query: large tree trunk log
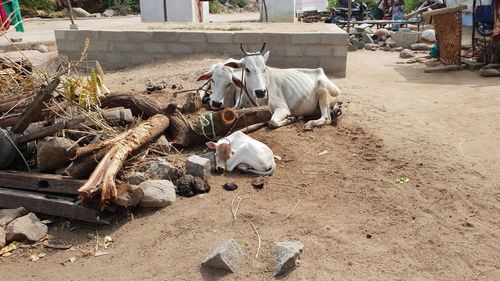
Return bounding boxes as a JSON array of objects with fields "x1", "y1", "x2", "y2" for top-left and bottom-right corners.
[
  {"x1": 100, "y1": 93, "x2": 165, "y2": 118},
  {"x1": 78, "y1": 114, "x2": 169, "y2": 204},
  {"x1": 165, "y1": 105, "x2": 272, "y2": 148},
  {"x1": 64, "y1": 147, "x2": 110, "y2": 179}
]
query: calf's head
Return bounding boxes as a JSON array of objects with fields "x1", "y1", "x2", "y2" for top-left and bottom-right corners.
[
  {"x1": 225, "y1": 43, "x2": 270, "y2": 100},
  {"x1": 197, "y1": 60, "x2": 243, "y2": 110},
  {"x1": 206, "y1": 139, "x2": 234, "y2": 173}
]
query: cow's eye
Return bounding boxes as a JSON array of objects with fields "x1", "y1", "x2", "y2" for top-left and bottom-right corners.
[{"x1": 245, "y1": 68, "x2": 250, "y2": 73}]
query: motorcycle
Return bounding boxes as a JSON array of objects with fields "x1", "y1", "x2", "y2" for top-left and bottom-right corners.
[{"x1": 325, "y1": 0, "x2": 375, "y2": 25}]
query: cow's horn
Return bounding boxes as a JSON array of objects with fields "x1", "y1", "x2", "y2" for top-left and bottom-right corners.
[
  {"x1": 240, "y1": 43, "x2": 249, "y2": 56},
  {"x1": 260, "y1": 42, "x2": 266, "y2": 54}
]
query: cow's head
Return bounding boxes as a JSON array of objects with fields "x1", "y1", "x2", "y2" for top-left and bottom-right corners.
[
  {"x1": 225, "y1": 43, "x2": 270, "y2": 100},
  {"x1": 197, "y1": 59, "x2": 244, "y2": 110},
  {"x1": 206, "y1": 138, "x2": 234, "y2": 173}
]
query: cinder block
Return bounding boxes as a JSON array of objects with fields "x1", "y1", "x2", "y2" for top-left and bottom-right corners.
[
  {"x1": 207, "y1": 32, "x2": 234, "y2": 44},
  {"x1": 56, "y1": 40, "x2": 84, "y2": 52},
  {"x1": 186, "y1": 155, "x2": 211, "y2": 178},
  {"x1": 319, "y1": 33, "x2": 349, "y2": 45},
  {"x1": 110, "y1": 42, "x2": 143, "y2": 52},
  {"x1": 286, "y1": 56, "x2": 320, "y2": 69},
  {"x1": 178, "y1": 32, "x2": 207, "y2": 43},
  {"x1": 104, "y1": 52, "x2": 130, "y2": 64},
  {"x1": 152, "y1": 31, "x2": 180, "y2": 42},
  {"x1": 102, "y1": 31, "x2": 128, "y2": 41},
  {"x1": 167, "y1": 43, "x2": 193, "y2": 54},
  {"x1": 65, "y1": 30, "x2": 99, "y2": 41},
  {"x1": 305, "y1": 46, "x2": 334, "y2": 57},
  {"x1": 233, "y1": 33, "x2": 263, "y2": 44},
  {"x1": 193, "y1": 43, "x2": 222, "y2": 54},
  {"x1": 332, "y1": 46, "x2": 348, "y2": 57},
  {"x1": 289, "y1": 33, "x2": 320, "y2": 45},
  {"x1": 261, "y1": 33, "x2": 290, "y2": 44},
  {"x1": 143, "y1": 42, "x2": 168, "y2": 53},
  {"x1": 319, "y1": 56, "x2": 346, "y2": 77},
  {"x1": 130, "y1": 53, "x2": 156, "y2": 65},
  {"x1": 88, "y1": 41, "x2": 109, "y2": 52},
  {"x1": 126, "y1": 31, "x2": 153, "y2": 41},
  {"x1": 54, "y1": 30, "x2": 66, "y2": 41},
  {"x1": 267, "y1": 56, "x2": 288, "y2": 68}
]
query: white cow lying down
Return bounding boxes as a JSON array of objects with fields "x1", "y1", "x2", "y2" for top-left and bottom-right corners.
[{"x1": 206, "y1": 131, "x2": 276, "y2": 175}]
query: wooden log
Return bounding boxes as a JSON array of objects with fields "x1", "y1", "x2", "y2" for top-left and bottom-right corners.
[
  {"x1": 69, "y1": 133, "x2": 127, "y2": 160},
  {"x1": 12, "y1": 78, "x2": 60, "y2": 134},
  {"x1": 64, "y1": 147, "x2": 109, "y2": 179},
  {"x1": 0, "y1": 94, "x2": 33, "y2": 114},
  {"x1": 0, "y1": 170, "x2": 86, "y2": 195},
  {"x1": 78, "y1": 114, "x2": 170, "y2": 204},
  {"x1": 100, "y1": 93, "x2": 165, "y2": 118},
  {"x1": 0, "y1": 187, "x2": 111, "y2": 224},
  {"x1": 0, "y1": 99, "x2": 71, "y2": 129},
  {"x1": 165, "y1": 105, "x2": 272, "y2": 148},
  {"x1": 182, "y1": 92, "x2": 203, "y2": 114},
  {"x1": 424, "y1": 64, "x2": 465, "y2": 73},
  {"x1": 14, "y1": 118, "x2": 85, "y2": 144}
]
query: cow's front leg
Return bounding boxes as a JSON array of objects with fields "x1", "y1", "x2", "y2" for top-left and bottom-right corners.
[
  {"x1": 304, "y1": 90, "x2": 331, "y2": 131},
  {"x1": 268, "y1": 108, "x2": 294, "y2": 129}
]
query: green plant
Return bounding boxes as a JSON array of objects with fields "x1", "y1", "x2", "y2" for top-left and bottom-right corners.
[
  {"x1": 19, "y1": 0, "x2": 55, "y2": 16},
  {"x1": 210, "y1": 0, "x2": 226, "y2": 14},
  {"x1": 404, "y1": 0, "x2": 424, "y2": 13},
  {"x1": 230, "y1": 0, "x2": 248, "y2": 8},
  {"x1": 327, "y1": 0, "x2": 338, "y2": 10}
]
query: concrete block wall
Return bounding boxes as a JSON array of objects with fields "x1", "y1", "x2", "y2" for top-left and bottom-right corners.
[{"x1": 55, "y1": 29, "x2": 348, "y2": 77}]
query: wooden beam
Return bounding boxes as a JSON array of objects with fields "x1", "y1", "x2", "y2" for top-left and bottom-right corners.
[
  {"x1": 0, "y1": 170, "x2": 86, "y2": 195},
  {"x1": 11, "y1": 78, "x2": 61, "y2": 134},
  {"x1": 422, "y1": 5, "x2": 467, "y2": 18},
  {"x1": 0, "y1": 188, "x2": 110, "y2": 224},
  {"x1": 14, "y1": 118, "x2": 85, "y2": 144}
]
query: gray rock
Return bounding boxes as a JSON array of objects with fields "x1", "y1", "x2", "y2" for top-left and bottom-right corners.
[
  {"x1": 200, "y1": 152, "x2": 216, "y2": 172},
  {"x1": 274, "y1": 241, "x2": 304, "y2": 277},
  {"x1": 153, "y1": 135, "x2": 171, "y2": 153},
  {"x1": 0, "y1": 227, "x2": 5, "y2": 248},
  {"x1": 0, "y1": 207, "x2": 29, "y2": 227},
  {"x1": 202, "y1": 239, "x2": 245, "y2": 272},
  {"x1": 127, "y1": 172, "x2": 147, "y2": 185},
  {"x1": 410, "y1": 43, "x2": 432, "y2": 51},
  {"x1": 186, "y1": 155, "x2": 211, "y2": 178},
  {"x1": 391, "y1": 31, "x2": 420, "y2": 48},
  {"x1": 393, "y1": 46, "x2": 403, "y2": 52},
  {"x1": 147, "y1": 159, "x2": 181, "y2": 181},
  {"x1": 5, "y1": 213, "x2": 48, "y2": 243},
  {"x1": 350, "y1": 38, "x2": 365, "y2": 49},
  {"x1": 399, "y1": 49, "x2": 415, "y2": 59},
  {"x1": 33, "y1": 43, "x2": 49, "y2": 53},
  {"x1": 421, "y1": 29, "x2": 436, "y2": 43},
  {"x1": 364, "y1": 43, "x2": 379, "y2": 51},
  {"x1": 374, "y1": 28, "x2": 390, "y2": 38},
  {"x1": 102, "y1": 9, "x2": 115, "y2": 17},
  {"x1": 72, "y1": 7, "x2": 91, "y2": 17},
  {"x1": 385, "y1": 37, "x2": 399, "y2": 48},
  {"x1": 361, "y1": 33, "x2": 374, "y2": 44},
  {"x1": 113, "y1": 185, "x2": 144, "y2": 208},
  {"x1": 139, "y1": 180, "x2": 176, "y2": 208},
  {"x1": 348, "y1": 43, "x2": 357, "y2": 52},
  {"x1": 90, "y1": 13, "x2": 102, "y2": 18},
  {"x1": 37, "y1": 137, "x2": 75, "y2": 172}
]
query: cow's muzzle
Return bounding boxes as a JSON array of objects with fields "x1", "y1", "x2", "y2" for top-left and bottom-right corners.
[
  {"x1": 211, "y1": 100, "x2": 223, "y2": 109},
  {"x1": 215, "y1": 167, "x2": 225, "y2": 174},
  {"x1": 255, "y1": 89, "x2": 267, "y2": 99}
]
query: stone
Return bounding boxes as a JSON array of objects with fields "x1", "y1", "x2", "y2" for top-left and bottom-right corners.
[
  {"x1": 113, "y1": 185, "x2": 144, "y2": 208},
  {"x1": 0, "y1": 227, "x2": 5, "y2": 248},
  {"x1": 374, "y1": 28, "x2": 390, "y2": 38},
  {"x1": 361, "y1": 33, "x2": 374, "y2": 45},
  {"x1": 175, "y1": 175, "x2": 210, "y2": 197},
  {"x1": 37, "y1": 137, "x2": 75, "y2": 172},
  {"x1": 72, "y1": 7, "x2": 91, "y2": 17},
  {"x1": 385, "y1": 37, "x2": 399, "y2": 48},
  {"x1": 421, "y1": 29, "x2": 436, "y2": 43},
  {"x1": 410, "y1": 43, "x2": 432, "y2": 51},
  {"x1": 364, "y1": 43, "x2": 379, "y2": 51},
  {"x1": 393, "y1": 46, "x2": 403, "y2": 52},
  {"x1": 274, "y1": 241, "x2": 304, "y2": 276},
  {"x1": 36, "y1": 10, "x2": 49, "y2": 17},
  {"x1": 147, "y1": 159, "x2": 181, "y2": 181},
  {"x1": 202, "y1": 239, "x2": 245, "y2": 272},
  {"x1": 348, "y1": 43, "x2": 357, "y2": 52},
  {"x1": 399, "y1": 49, "x2": 415, "y2": 59},
  {"x1": 127, "y1": 172, "x2": 147, "y2": 185},
  {"x1": 91, "y1": 13, "x2": 102, "y2": 18},
  {"x1": 391, "y1": 31, "x2": 420, "y2": 48},
  {"x1": 152, "y1": 135, "x2": 171, "y2": 153},
  {"x1": 5, "y1": 213, "x2": 48, "y2": 243},
  {"x1": 33, "y1": 43, "x2": 49, "y2": 53},
  {"x1": 186, "y1": 155, "x2": 211, "y2": 178},
  {"x1": 350, "y1": 38, "x2": 365, "y2": 49},
  {"x1": 0, "y1": 207, "x2": 29, "y2": 227},
  {"x1": 199, "y1": 152, "x2": 216, "y2": 172},
  {"x1": 139, "y1": 180, "x2": 176, "y2": 208},
  {"x1": 103, "y1": 9, "x2": 116, "y2": 17}
]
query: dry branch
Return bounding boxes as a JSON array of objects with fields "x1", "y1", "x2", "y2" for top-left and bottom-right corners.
[
  {"x1": 78, "y1": 114, "x2": 170, "y2": 204},
  {"x1": 100, "y1": 93, "x2": 165, "y2": 118}
]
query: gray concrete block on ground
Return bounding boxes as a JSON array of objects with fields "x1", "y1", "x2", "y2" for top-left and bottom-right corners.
[
  {"x1": 319, "y1": 32, "x2": 349, "y2": 45},
  {"x1": 178, "y1": 32, "x2": 208, "y2": 43},
  {"x1": 56, "y1": 40, "x2": 85, "y2": 52},
  {"x1": 88, "y1": 40, "x2": 109, "y2": 52},
  {"x1": 102, "y1": 31, "x2": 129, "y2": 42},
  {"x1": 261, "y1": 33, "x2": 290, "y2": 44},
  {"x1": 151, "y1": 31, "x2": 180, "y2": 42},
  {"x1": 126, "y1": 31, "x2": 154, "y2": 42},
  {"x1": 392, "y1": 31, "x2": 420, "y2": 49},
  {"x1": 54, "y1": 30, "x2": 66, "y2": 41},
  {"x1": 143, "y1": 42, "x2": 169, "y2": 53},
  {"x1": 274, "y1": 241, "x2": 304, "y2": 276},
  {"x1": 286, "y1": 56, "x2": 320, "y2": 69},
  {"x1": 202, "y1": 239, "x2": 245, "y2": 272},
  {"x1": 186, "y1": 155, "x2": 211, "y2": 178},
  {"x1": 110, "y1": 42, "x2": 143, "y2": 52},
  {"x1": 233, "y1": 33, "x2": 263, "y2": 44},
  {"x1": 305, "y1": 46, "x2": 334, "y2": 57},
  {"x1": 289, "y1": 33, "x2": 320, "y2": 45},
  {"x1": 167, "y1": 43, "x2": 194, "y2": 54},
  {"x1": 207, "y1": 33, "x2": 234, "y2": 44}
]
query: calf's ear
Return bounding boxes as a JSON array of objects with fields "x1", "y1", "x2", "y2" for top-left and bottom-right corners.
[
  {"x1": 263, "y1": 51, "x2": 270, "y2": 63},
  {"x1": 196, "y1": 71, "x2": 212, "y2": 81},
  {"x1": 206, "y1": 141, "x2": 217, "y2": 150},
  {"x1": 225, "y1": 60, "x2": 243, "y2": 69},
  {"x1": 231, "y1": 75, "x2": 244, "y2": 89}
]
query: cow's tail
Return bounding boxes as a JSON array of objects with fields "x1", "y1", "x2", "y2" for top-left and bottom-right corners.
[{"x1": 246, "y1": 159, "x2": 276, "y2": 176}]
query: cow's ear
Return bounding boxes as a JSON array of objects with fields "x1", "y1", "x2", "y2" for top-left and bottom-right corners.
[
  {"x1": 263, "y1": 51, "x2": 270, "y2": 63},
  {"x1": 206, "y1": 141, "x2": 217, "y2": 150},
  {"x1": 196, "y1": 71, "x2": 212, "y2": 81},
  {"x1": 225, "y1": 60, "x2": 243, "y2": 69},
  {"x1": 232, "y1": 75, "x2": 244, "y2": 89}
]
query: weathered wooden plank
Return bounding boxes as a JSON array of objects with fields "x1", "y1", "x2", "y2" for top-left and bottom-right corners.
[
  {"x1": 0, "y1": 188, "x2": 110, "y2": 224},
  {"x1": 0, "y1": 170, "x2": 86, "y2": 195}
]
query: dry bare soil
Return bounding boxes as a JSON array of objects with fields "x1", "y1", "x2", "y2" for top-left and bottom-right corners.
[{"x1": 1, "y1": 51, "x2": 499, "y2": 281}]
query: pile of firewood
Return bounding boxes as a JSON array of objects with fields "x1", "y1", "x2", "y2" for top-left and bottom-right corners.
[{"x1": 0, "y1": 56, "x2": 272, "y2": 225}]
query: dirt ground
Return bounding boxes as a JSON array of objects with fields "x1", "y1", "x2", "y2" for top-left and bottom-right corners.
[{"x1": 1, "y1": 50, "x2": 499, "y2": 281}]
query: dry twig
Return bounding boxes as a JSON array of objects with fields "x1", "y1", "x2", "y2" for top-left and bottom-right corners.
[{"x1": 250, "y1": 223, "x2": 261, "y2": 259}]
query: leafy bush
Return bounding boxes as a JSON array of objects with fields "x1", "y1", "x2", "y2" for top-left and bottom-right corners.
[
  {"x1": 19, "y1": 0, "x2": 55, "y2": 16},
  {"x1": 210, "y1": 0, "x2": 226, "y2": 14},
  {"x1": 230, "y1": 0, "x2": 248, "y2": 8}
]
